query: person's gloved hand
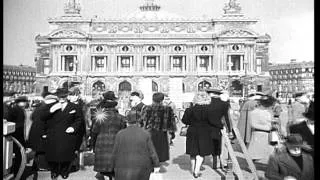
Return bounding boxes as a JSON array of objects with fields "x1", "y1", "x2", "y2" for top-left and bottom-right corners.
[{"x1": 66, "y1": 127, "x2": 75, "y2": 133}]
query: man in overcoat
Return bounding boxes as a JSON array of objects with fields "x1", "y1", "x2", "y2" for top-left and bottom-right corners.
[
  {"x1": 265, "y1": 134, "x2": 314, "y2": 180},
  {"x1": 206, "y1": 88, "x2": 233, "y2": 169},
  {"x1": 43, "y1": 88, "x2": 84, "y2": 179}
]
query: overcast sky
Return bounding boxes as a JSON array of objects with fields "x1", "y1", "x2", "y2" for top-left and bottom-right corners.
[{"x1": 3, "y1": 0, "x2": 314, "y2": 66}]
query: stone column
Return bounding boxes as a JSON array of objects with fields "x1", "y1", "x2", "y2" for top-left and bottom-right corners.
[
  {"x1": 104, "y1": 56, "x2": 107, "y2": 71},
  {"x1": 209, "y1": 56, "x2": 212, "y2": 71},
  {"x1": 61, "y1": 56, "x2": 65, "y2": 71},
  {"x1": 227, "y1": 55, "x2": 232, "y2": 72},
  {"x1": 182, "y1": 56, "x2": 186, "y2": 72},
  {"x1": 240, "y1": 55, "x2": 244, "y2": 71}
]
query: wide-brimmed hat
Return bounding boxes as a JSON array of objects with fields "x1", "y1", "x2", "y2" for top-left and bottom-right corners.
[
  {"x1": 126, "y1": 110, "x2": 140, "y2": 124},
  {"x1": 205, "y1": 88, "x2": 223, "y2": 95},
  {"x1": 56, "y1": 88, "x2": 69, "y2": 98},
  {"x1": 15, "y1": 96, "x2": 28, "y2": 103},
  {"x1": 102, "y1": 91, "x2": 118, "y2": 101},
  {"x1": 285, "y1": 134, "x2": 306, "y2": 147}
]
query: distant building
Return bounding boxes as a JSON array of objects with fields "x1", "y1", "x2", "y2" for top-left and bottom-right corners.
[
  {"x1": 35, "y1": 0, "x2": 271, "y2": 107},
  {"x1": 3, "y1": 65, "x2": 36, "y2": 95},
  {"x1": 268, "y1": 59, "x2": 314, "y2": 98}
]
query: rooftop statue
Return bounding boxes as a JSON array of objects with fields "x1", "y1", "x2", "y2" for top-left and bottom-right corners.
[{"x1": 223, "y1": 0, "x2": 242, "y2": 14}]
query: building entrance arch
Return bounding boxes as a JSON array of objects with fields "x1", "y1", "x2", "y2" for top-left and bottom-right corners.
[
  {"x1": 92, "y1": 81, "x2": 105, "y2": 96},
  {"x1": 118, "y1": 81, "x2": 132, "y2": 114}
]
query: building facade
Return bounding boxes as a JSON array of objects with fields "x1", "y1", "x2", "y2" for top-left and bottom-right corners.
[
  {"x1": 3, "y1": 65, "x2": 36, "y2": 95},
  {"x1": 35, "y1": 0, "x2": 271, "y2": 107},
  {"x1": 268, "y1": 59, "x2": 314, "y2": 99}
]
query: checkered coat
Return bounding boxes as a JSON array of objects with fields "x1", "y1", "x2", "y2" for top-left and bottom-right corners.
[{"x1": 92, "y1": 108, "x2": 126, "y2": 173}]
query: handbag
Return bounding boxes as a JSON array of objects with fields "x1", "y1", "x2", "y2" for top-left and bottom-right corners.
[
  {"x1": 179, "y1": 126, "x2": 188, "y2": 136},
  {"x1": 268, "y1": 130, "x2": 279, "y2": 145}
]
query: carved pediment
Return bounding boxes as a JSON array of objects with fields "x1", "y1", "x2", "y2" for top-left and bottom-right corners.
[
  {"x1": 49, "y1": 29, "x2": 87, "y2": 39},
  {"x1": 218, "y1": 29, "x2": 257, "y2": 38}
]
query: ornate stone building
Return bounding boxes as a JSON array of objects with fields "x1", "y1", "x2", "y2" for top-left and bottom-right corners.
[
  {"x1": 269, "y1": 59, "x2": 314, "y2": 99},
  {"x1": 35, "y1": 0, "x2": 271, "y2": 107}
]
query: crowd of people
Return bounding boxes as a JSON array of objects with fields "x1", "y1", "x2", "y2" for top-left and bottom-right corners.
[{"x1": 3, "y1": 86, "x2": 314, "y2": 180}]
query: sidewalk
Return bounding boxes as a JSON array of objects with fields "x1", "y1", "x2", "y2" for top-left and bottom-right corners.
[{"x1": 30, "y1": 122, "x2": 261, "y2": 180}]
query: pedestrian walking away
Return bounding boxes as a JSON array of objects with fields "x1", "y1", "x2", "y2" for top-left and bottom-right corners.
[{"x1": 112, "y1": 110, "x2": 160, "y2": 180}]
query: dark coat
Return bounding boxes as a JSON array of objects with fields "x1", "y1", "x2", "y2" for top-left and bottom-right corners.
[
  {"x1": 141, "y1": 103, "x2": 177, "y2": 162},
  {"x1": 207, "y1": 98, "x2": 231, "y2": 155},
  {"x1": 182, "y1": 105, "x2": 213, "y2": 156},
  {"x1": 131, "y1": 102, "x2": 145, "y2": 127},
  {"x1": 92, "y1": 108, "x2": 126, "y2": 173},
  {"x1": 28, "y1": 101, "x2": 56, "y2": 152},
  {"x1": 44, "y1": 102, "x2": 83, "y2": 162},
  {"x1": 265, "y1": 148, "x2": 314, "y2": 180},
  {"x1": 73, "y1": 100, "x2": 87, "y2": 151},
  {"x1": 112, "y1": 126, "x2": 160, "y2": 180},
  {"x1": 289, "y1": 121, "x2": 314, "y2": 148},
  {"x1": 5, "y1": 104, "x2": 27, "y2": 147}
]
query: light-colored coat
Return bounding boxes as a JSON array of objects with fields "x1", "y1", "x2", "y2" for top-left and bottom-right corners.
[
  {"x1": 247, "y1": 108, "x2": 274, "y2": 161},
  {"x1": 265, "y1": 148, "x2": 314, "y2": 180}
]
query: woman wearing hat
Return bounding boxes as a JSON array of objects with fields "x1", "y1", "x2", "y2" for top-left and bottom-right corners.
[
  {"x1": 265, "y1": 134, "x2": 314, "y2": 180},
  {"x1": 91, "y1": 91, "x2": 126, "y2": 180},
  {"x1": 247, "y1": 95, "x2": 277, "y2": 162},
  {"x1": 181, "y1": 91, "x2": 213, "y2": 178},
  {"x1": 112, "y1": 110, "x2": 160, "y2": 180},
  {"x1": 140, "y1": 92, "x2": 177, "y2": 163}
]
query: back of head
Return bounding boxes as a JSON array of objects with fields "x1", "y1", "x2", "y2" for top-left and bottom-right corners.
[
  {"x1": 152, "y1": 92, "x2": 164, "y2": 103},
  {"x1": 192, "y1": 91, "x2": 211, "y2": 105},
  {"x1": 126, "y1": 110, "x2": 140, "y2": 124}
]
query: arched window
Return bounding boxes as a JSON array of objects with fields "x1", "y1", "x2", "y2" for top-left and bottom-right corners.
[
  {"x1": 119, "y1": 81, "x2": 132, "y2": 91},
  {"x1": 92, "y1": 81, "x2": 105, "y2": 95},
  {"x1": 198, "y1": 80, "x2": 211, "y2": 91},
  {"x1": 152, "y1": 81, "x2": 158, "y2": 92}
]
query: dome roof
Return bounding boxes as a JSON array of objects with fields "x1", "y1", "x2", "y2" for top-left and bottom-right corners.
[{"x1": 123, "y1": 1, "x2": 184, "y2": 21}]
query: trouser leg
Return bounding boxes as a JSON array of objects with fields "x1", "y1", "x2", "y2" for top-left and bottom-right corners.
[{"x1": 60, "y1": 161, "x2": 72, "y2": 177}]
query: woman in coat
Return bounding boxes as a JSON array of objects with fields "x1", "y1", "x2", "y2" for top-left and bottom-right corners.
[
  {"x1": 247, "y1": 95, "x2": 277, "y2": 162},
  {"x1": 140, "y1": 92, "x2": 177, "y2": 163},
  {"x1": 181, "y1": 91, "x2": 212, "y2": 178},
  {"x1": 91, "y1": 91, "x2": 126, "y2": 180},
  {"x1": 112, "y1": 110, "x2": 160, "y2": 180},
  {"x1": 44, "y1": 88, "x2": 84, "y2": 179}
]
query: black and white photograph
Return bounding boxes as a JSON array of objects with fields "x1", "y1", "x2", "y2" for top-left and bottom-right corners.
[{"x1": 3, "y1": 0, "x2": 314, "y2": 179}]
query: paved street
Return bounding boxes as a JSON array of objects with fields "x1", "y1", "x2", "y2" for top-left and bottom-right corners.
[{"x1": 25, "y1": 116, "x2": 266, "y2": 180}]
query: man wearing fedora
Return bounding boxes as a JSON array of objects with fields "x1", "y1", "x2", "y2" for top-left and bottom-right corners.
[
  {"x1": 43, "y1": 88, "x2": 84, "y2": 179},
  {"x1": 205, "y1": 88, "x2": 233, "y2": 169},
  {"x1": 265, "y1": 134, "x2": 314, "y2": 180}
]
